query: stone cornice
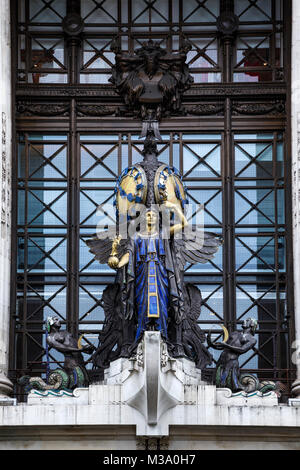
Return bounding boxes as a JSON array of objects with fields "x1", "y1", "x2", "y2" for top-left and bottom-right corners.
[{"x1": 15, "y1": 83, "x2": 287, "y2": 100}]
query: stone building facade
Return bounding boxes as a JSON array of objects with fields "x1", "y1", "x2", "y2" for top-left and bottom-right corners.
[{"x1": 1, "y1": 0, "x2": 300, "y2": 450}]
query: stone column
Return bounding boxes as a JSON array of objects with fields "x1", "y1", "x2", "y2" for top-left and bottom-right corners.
[
  {"x1": 291, "y1": 0, "x2": 300, "y2": 398},
  {"x1": 0, "y1": 0, "x2": 13, "y2": 401}
]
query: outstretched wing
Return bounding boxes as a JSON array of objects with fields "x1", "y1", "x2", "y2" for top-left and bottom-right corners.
[
  {"x1": 85, "y1": 226, "x2": 129, "y2": 265},
  {"x1": 185, "y1": 283, "x2": 202, "y2": 321},
  {"x1": 175, "y1": 226, "x2": 222, "y2": 270}
]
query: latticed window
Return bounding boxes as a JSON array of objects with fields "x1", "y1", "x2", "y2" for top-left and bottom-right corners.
[{"x1": 11, "y1": 0, "x2": 293, "y2": 400}]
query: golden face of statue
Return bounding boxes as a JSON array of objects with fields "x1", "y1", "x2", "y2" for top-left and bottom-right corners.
[{"x1": 145, "y1": 210, "x2": 158, "y2": 232}]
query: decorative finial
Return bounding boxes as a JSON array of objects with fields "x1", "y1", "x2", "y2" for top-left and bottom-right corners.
[{"x1": 142, "y1": 129, "x2": 159, "y2": 158}]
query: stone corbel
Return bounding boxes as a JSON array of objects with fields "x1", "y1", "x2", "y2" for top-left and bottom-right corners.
[{"x1": 122, "y1": 332, "x2": 183, "y2": 432}]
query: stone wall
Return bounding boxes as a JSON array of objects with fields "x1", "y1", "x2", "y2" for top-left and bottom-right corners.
[{"x1": 0, "y1": 0, "x2": 13, "y2": 400}]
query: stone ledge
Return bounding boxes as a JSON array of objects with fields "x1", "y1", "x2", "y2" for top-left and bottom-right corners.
[
  {"x1": 288, "y1": 398, "x2": 300, "y2": 406},
  {"x1": 0, "y1": 397, "x2": 16, "y2": 406},
  {"x1": 0, "y1": 385, "x2": 299, "y2": 437},
  {"x1": 2, "y1": 423, "x2": 300, "y2": 450},
  {"x1": 0, "y1": 332, "x2": 291, "y2": 437}
]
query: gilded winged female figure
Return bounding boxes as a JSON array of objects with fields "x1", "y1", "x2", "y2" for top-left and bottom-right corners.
[{"x1": 86, "y1": 131, "x2": 221, "y2": 367}]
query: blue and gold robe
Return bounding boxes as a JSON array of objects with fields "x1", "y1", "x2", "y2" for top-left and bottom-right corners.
[
  {"x1": 134, "y1": 234, "x2": 169, "y2": 339},
  {"x1": 120, "y1": 231, "x2": 185, "y2": 341}
]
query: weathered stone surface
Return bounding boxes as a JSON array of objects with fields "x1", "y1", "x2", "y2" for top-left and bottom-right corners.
[
  {"x1": 2, "y1": 331, "x2": 293, "y2": 442},
  {"x1": 292, "y1": 0, "x2": 300, "y2": 398},
  {"x1": 0, "y1": 0, "x2": 13, "y2": 399}
]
